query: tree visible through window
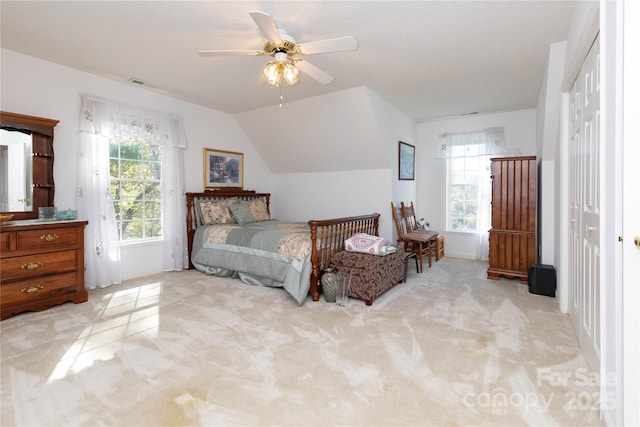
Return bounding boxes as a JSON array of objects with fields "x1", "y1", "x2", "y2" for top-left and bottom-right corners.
[{"x1": 109, "y1": 139, "x2": 162, "y2": 241}]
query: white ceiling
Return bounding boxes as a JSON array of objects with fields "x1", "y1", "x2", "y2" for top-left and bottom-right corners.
[{"x1": 1, "y1": 1, "x2": 577, "y2": 122}]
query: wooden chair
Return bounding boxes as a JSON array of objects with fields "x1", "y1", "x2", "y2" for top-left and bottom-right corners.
[
  {"x1": 391, "y1": 202, "x2": 436, "y2": 273},
  {"x1": 401, "y1": 201, "x2": 439, "y2": 267}
]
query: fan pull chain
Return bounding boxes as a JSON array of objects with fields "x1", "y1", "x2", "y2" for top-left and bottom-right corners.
[{"x1": 279, "y1": 86, "x2": 284, "y2": 108}]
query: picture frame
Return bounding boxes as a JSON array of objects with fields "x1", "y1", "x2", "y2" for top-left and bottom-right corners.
[
  {"x1": 398, "y1": 141, "x2": 415, "y2": 180},
  {"x1": 203, "y1": 148, "x2": 244, "y2": 189}
]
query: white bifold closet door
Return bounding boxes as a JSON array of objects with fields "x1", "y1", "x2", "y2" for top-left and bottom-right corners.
[{"x1": 568, "y1": 34, "x2": 600, "y2": 371}]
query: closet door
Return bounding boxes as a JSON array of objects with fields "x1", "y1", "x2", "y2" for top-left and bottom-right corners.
[{"x1": 568, "y1": 35, "x2": 600, "y2": 371}]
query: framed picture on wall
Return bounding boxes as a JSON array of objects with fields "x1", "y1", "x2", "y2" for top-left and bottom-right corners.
[
  {"x1": 203, "y1": 148, "x2": 244, "y2": 189},
  {"x1": 398, "y1": 141, "x2": 415, "y2": 180}
]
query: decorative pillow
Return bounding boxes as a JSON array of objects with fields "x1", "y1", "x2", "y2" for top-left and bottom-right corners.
[
  {"x1": 228, "y1": 202, "x2": 255, "y2": 224},
  {"x1": 198, "y1": 199, "x2": 237, "y2": 224},
  {"x1": 245, "y1": 199, "x2": 270, "y2": 221},
  {"x1": 345, "y1": 233, "x2": 396, "y2": 256}
]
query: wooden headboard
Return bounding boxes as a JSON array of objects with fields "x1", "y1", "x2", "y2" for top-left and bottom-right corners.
[{"x1": 185, "y1": 189, "x2": 270, "y2": 268}]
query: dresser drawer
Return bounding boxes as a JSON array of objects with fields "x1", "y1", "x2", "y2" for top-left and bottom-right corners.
[
  {"x1": 16, "y1": 226, "x2": 81, "y2": 251},
  {"x1": 0, "y1": 272, "x2": 78, "y2": 307},
  {"x1": 0, "y1": 250, "x2": 78, "y2": 282}
]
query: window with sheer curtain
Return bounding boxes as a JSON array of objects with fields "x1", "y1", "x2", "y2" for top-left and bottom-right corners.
[
  {"x1": 77, "y1": 95, "x2": 187, "y2": 289},
  {"x1": 437, "y1": 127, "x2": 505, "y2": 260},
  {"x1": 109, "y1": 139, "x2": 162, "y2": 241}
]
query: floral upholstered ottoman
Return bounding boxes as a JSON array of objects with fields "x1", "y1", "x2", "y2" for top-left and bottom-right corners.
[{"x1": 328, "y1": 250, "x2": 405, "y2": 305}]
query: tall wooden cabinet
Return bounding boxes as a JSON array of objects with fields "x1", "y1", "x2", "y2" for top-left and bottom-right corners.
[{"x1": 487, "y1": 156, "x2": 537, "y2": 282}]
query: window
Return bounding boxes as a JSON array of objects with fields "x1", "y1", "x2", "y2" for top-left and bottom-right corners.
[
  {"x1": 109, "y1": 139, "x2": 162, "y2": 241},
  {"x1": 438, "y1": 128, "x2": 505, "y2": 234},
  {"x1": 448, "y1": 150, "x2": 483, "y2": 231}
]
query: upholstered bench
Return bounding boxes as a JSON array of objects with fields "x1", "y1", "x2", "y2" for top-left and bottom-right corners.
[{"x1": 328, "y1": 250, "x2": 405, "y2": 306}]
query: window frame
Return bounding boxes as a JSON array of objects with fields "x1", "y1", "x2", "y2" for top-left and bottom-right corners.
[
  {"x1": 109, "y1": 139, "x2": 163, "y2": 243},
  {"x1": 445, "y1": 145, "x2": 491, "y2": 234},
  {"x1": 446, "y1": 156, "x2": 479, "y2": 233}
]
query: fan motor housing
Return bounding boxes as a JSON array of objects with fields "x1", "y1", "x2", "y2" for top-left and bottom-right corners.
[{"x1": 264, "y1": 40, "x2": 297, "y2": 57}]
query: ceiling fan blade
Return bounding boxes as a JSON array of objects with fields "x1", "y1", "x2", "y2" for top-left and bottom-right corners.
[
  {"x1": 297, "y1": 36, "x2": 358, "y2": 55},
  {"x1": 295, "y1": 60, "x2": 334, "y2": 85},
  {"x1": 249, "y1": 11, "x2": 282, "y2": 44},
  {"x1": 198, "y1": 50, "x2": 264, "y2": 57}
]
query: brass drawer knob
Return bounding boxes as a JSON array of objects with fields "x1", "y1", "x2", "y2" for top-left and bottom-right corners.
[
  {"x1": 21, "y1": 284, "x2": 44, "y2": 295},
  {"x1": 40, "y1": 234, "x2": 59, "y2": 241},
  {"x1": 21, "y1": 261, "x2": 43, "y2": 270}
]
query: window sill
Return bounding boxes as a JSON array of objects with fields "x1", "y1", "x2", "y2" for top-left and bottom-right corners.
[
  {"x1": 444, "y1": 230, "x2": 477, "y2": 236},
  {"x1": 116, "y1": 238, "x2": 162, "y2": 248}
]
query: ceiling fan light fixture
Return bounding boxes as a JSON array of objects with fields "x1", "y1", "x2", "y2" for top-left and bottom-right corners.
[
  {"x1": 282, "y1": 62, "x2": 299, "y2": 86},
  {"x1": 263, "y1": 61, "x2": 282, "y2": 86},
  {"x1": 263, "y1": 57, "x2": 299, "y2": 87}
]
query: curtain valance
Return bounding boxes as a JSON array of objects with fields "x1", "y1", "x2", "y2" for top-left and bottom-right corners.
[
  {"x1": 79, "y1": 95, "x2": 187, "y2": 148},
  {"x1": 436, "y1": 127, "x2": 505, "y2": 158}
]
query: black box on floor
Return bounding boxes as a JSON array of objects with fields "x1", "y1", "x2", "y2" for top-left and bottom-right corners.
[{"x1": 528, "y1": 264, "x2": 556, "y2": 297}]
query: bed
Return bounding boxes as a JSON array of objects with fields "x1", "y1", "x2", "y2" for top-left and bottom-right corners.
[{"x1": 185, "y1": 189, "x2": 380, "y2": 305}]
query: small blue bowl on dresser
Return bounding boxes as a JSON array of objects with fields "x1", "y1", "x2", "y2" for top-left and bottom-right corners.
[{"x1": 57, "y1": 210, "x2": 78, "y2": 220}]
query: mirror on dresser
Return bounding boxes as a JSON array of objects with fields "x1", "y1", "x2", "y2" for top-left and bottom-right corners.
[{"x1": 0, "y1": 111, "x2": 58, "y2": 220}]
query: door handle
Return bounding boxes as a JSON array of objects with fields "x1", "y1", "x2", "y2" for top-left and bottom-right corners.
[{"x1": 634, "y1": 236, "x2": 640, "y2": 250}]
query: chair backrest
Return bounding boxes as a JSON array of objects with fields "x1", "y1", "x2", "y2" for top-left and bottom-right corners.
[
  {"x1": 401, "y1": 201, "x2": 420, "y2": 232},
  {"x1": 390, "y1": 202, "x2": 409, "y2": 238}
]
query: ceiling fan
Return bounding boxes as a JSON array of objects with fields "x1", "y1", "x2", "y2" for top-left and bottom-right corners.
[{"x1": 198, "y1": 11, "x2": 358, "y2": 87}]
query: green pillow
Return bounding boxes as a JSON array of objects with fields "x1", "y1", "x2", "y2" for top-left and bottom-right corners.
[{"x1": 228, "y1": 202, "x2": 255, "y2": 224}]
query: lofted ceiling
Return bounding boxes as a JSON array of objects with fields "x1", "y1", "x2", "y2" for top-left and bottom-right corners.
[{"x1": 0, "y1": 1, "x2": 577, "y2": 123}]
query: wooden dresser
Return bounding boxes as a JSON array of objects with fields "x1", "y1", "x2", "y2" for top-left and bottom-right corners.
[
  {"x1": 487, "y1": 156, "x2": 537, "y2": 282},
  {"x1": 1, "y1": 220, "x2": 88, "y2": 320}
]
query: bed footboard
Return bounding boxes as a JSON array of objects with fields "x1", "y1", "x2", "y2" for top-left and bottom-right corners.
[{"x1": 308, "y1": 213, "x2": 380, "y2": 301}]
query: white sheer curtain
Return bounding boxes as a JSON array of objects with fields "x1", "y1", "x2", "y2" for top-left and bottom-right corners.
[
  {"x1": 437, "y1": 127, "x2": 505, "y2": 261},
  {"x1": 77, "y1": 95, "x2": 187, "y2": 289}
]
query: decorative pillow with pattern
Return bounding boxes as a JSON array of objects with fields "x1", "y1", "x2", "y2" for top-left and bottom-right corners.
[
  {"x1": 198, "y1": 199, "x2": 237, "y2": 224},
  {"x1": 228, "y1": 202, "x2": 255, "y2": 224},
  {"x1": 245, "y1": 199, "x2": 270, "y2": 221}
]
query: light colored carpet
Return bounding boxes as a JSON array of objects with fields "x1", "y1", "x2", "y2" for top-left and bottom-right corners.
[{"x1": 1, "y1": 258, "x2": 602, "y2": 426}]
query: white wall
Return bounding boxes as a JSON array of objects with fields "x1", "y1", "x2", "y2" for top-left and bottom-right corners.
[
  {"x1": 236, "y1": 86, "x2": 417, "y2": 242},
  {"x1": 366, "y1": 88, "x2": 418, "y2": 238},
  {"x1": 416, "y1": 109, "x2": 537, "y2": 259},
  {"x1": 271, "y1": 169, "x2": 393, "y2": 241},
  {"x1": 1, "y1": 48, "x2": 271, "y2": 279},
  {"x1": 235, "y1": 87, "x2": 389, "y2": 173},
  {"x1": 536, "y1": 41, "x2": 567, "y2": 268}
]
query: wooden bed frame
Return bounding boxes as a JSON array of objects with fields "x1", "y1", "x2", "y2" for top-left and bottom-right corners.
[{"x1": 185, "y1": 189, "x2": 380, "y2": 301}]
